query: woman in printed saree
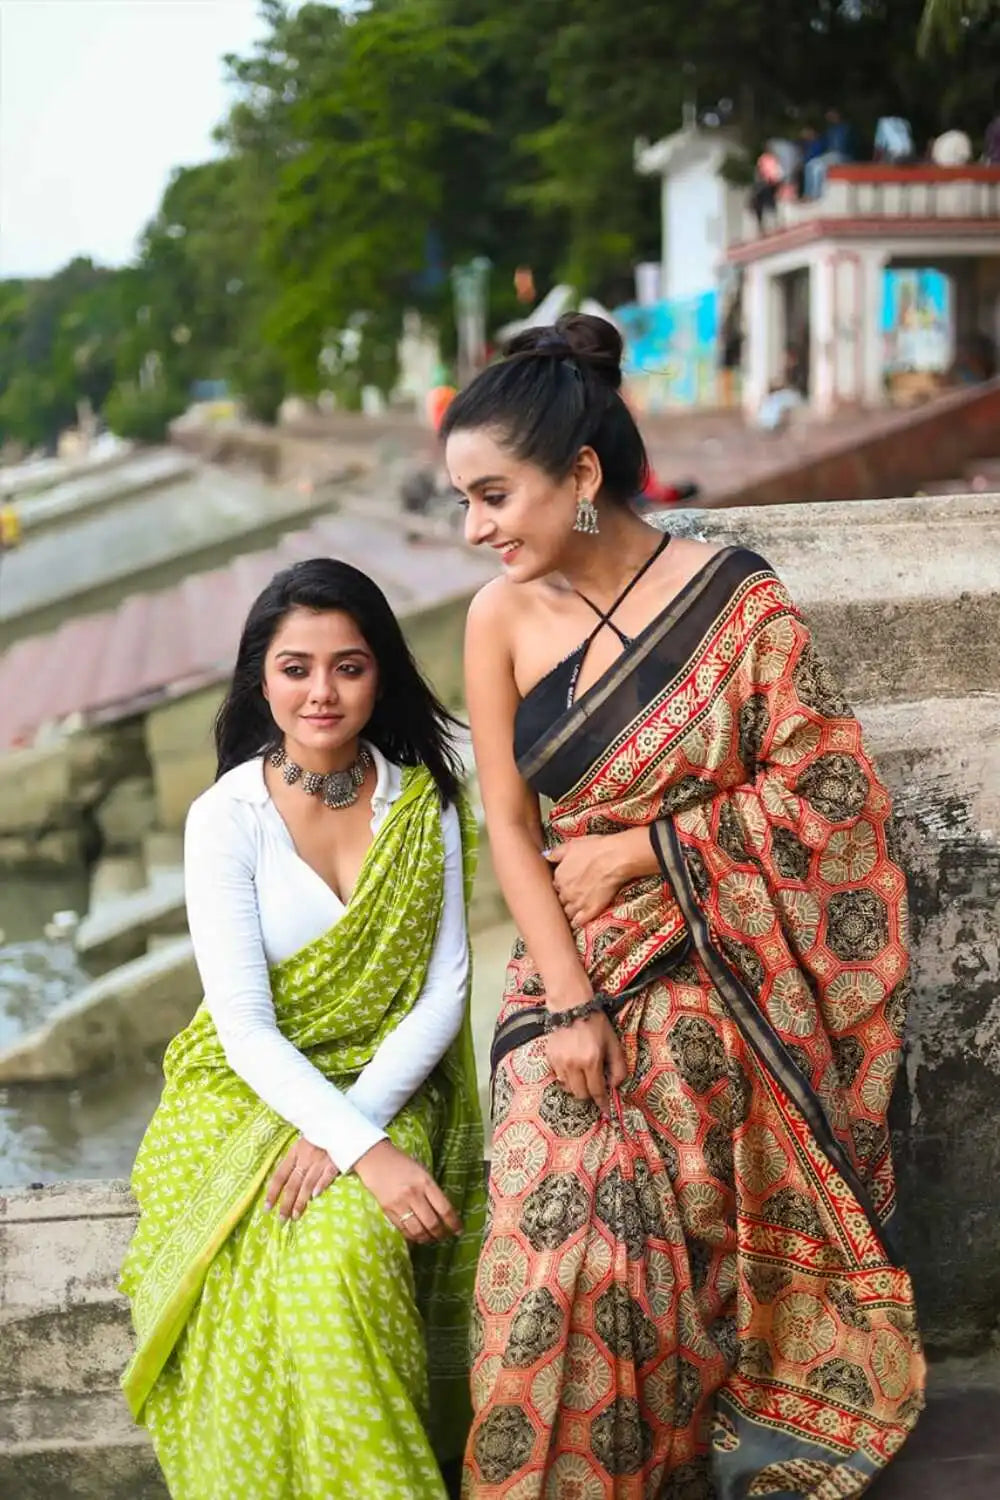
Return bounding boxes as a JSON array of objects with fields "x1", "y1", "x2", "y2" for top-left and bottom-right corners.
[
  {"x1": 119, "y1": 559, "x2": 485, "y2": 1499},
  {"x1": 442, "y1": 314, "x2": 924, "y2": 1499}
]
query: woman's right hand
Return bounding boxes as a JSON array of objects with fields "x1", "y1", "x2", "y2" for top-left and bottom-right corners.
[
  {"x1": 354, "y1": 1138, "x2": 462, "y2": 1245},
  {"x1": 546, "y1": 1011, "x2": 629, "y2": 1116}
]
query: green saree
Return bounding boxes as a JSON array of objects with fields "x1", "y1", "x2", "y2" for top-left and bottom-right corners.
[{"x1": 120, "y1": 766, "x2": 485, "y2": 1499}]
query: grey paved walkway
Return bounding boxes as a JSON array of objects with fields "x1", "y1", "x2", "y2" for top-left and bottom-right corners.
[{"x1": 869, "y1": 1385, "x2": 1000, "y2": 1498}]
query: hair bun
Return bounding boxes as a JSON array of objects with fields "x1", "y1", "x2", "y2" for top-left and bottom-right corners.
[{"x1": 504, "y1": 312, "x2": 623, "y2": 390}]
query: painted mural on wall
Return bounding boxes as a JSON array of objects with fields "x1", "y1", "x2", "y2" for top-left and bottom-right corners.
[
  {"x1": 615, "y1": 291, "x2": 719, "y2": 411},
  {"x1": 882, "y1": 268, "x2": 952, "y2": 375}
]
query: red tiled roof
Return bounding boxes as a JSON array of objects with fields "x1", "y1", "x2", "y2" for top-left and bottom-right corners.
[{"x1": 0, "y1": 512, "x2": 494, "y2": 751}]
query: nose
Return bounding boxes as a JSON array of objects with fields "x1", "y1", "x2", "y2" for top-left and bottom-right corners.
[
  {"x1": 308, "y1": 670, "x2": 338, "y2": 705},
  {"x1": 463, "y1": 499, "x2": 494, "y2": 548}
]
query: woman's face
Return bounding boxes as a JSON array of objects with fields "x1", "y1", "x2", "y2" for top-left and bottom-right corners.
[
  {"x1": 262, "y1": 607, "x2": 378, "y2": 762},
  {"x1": 446, "y1": 427, "x2": 600, "y2": 583}
]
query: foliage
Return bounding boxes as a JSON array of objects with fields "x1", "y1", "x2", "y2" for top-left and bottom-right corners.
[
  {"x1": 103, "y1": 383, "x2": 188, "y2": 445},
  {"x1": 918, "y1": 0, "x2": 996, "y2": 55},
  {"x1": 1, "y1": 0, "x2": 998, "y2": 449},
  {"x1": 0, "y1": 260, "x2": 129, "y2": 451}
]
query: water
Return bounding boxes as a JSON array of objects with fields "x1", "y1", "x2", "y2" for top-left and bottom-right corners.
[
  {"x1": 0, "y1": 1063, "x2": 163, "y2": 1186},
  {"x1": 0, "y1": 876, "x2": 164, "y2": 1188},
  {"x1": 0, "y1": 938, "x2": 91, "y2": 1046}
]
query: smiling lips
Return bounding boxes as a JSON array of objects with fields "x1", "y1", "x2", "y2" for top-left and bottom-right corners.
[{"x1": 493, "y1": 540, "x2": 522, "y2": 563}]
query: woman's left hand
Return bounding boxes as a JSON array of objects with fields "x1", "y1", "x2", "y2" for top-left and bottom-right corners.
[
  {"x1": 544, "y1": 835, "x2": 630, "y2": 928},
  {"x1": 266, "y1": 1137, "x2": 339, "y2": 1221}
]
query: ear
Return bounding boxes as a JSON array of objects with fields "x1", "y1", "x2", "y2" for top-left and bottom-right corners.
[{"x1": 573, "y1": 445, "x2": 603, "y2": 500}]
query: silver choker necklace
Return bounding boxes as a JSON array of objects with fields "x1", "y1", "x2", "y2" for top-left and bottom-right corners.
[{"x1": 267, "y1": 743, "x2": 373, "y2": 809}]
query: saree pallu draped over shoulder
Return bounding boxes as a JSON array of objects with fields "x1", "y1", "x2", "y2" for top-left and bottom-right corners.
[
  {"x1": 120, "y1": 767, "x2": 485, "y2": 1500},
  {"x1": 466, "y1": 549, "x2": 924, "y2": 1500}
]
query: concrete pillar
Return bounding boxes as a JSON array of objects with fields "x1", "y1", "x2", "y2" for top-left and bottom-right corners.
[
  {"x1": 810, "y1": 253, "x2": 836, "y2": 417},
  {"x1": 743, "y1": 263, "x2": 781, "y2": 418},
  {"x1": 659, "y1": 175, "x2": 670, "y2": 300},
  {"x1": 860, "y1": 247, "x2": 889, "y2": 406}
]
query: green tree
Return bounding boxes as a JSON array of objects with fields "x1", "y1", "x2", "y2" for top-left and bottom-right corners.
[
  {"x1": 0, "y1": 259, "x2": 129, "y2": 451},
  {"x1": 918, "y1": 0, "x2": 994, "y2": 53},
  {"x1": 223, "y1": 0, "x2": 488, "y2": 391}
]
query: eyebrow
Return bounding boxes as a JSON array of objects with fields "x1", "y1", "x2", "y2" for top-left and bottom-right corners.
[
  {"x1": 275, "y1": 648, "x2": 371, "y2": 661},
  {"x1": 465, "y1": 474, "x2": 508, "y2": 491}
]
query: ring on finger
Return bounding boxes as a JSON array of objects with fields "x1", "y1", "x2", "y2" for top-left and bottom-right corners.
[
  {"x1": 399, "y1": 1210, "x2": 416, "y2": 1223},
  {"x1": 290, "y1": 1166, "x2": 305, "y2": 1177}
]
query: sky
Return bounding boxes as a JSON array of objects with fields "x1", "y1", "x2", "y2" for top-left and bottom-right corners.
[{"x1": 0, "y1": 0, "x2": 268, "y2": 278}]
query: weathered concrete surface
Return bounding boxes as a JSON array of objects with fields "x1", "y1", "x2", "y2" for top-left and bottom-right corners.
[
  {"x1": 706, "y1": 376, "x2": 1000, "y2": 508},
  {"x1": 863, "y1": 696, "x2": 1000, "y2": 1356},
  {"x1": 14, "y1": 449, "x2": 194, "y2": 540},
  {"x1": 0, "y1": 461, "x2": 356, "y2": 648},
  {"x1": 0, "y1": 721, "x2": 150, "y2": 874},
  {"x1": 0, "y1": 1180, "x2": 168, "y2": 1499},
  {"x1": 682, "y1": 492, "x2": 1000, "y2": 703},
  {"x1": 74, "y1": 873, "x2": 186, "y2": 969},
  {"x1": 0, "y1": 938, "x2": 199, "y2": 1083},
  {"x1": 0, "y1": 442, "x2": 134, "y2": 503}
]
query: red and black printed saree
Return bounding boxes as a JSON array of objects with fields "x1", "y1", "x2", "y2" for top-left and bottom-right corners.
[{"x1": 464, "y1": 547, "x2": 924, "y2": 1500}]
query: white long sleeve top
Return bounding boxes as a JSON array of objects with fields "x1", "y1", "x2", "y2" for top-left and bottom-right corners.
[{"x1": 182, "y1": 746, "x2": 468, "y2": 1173}]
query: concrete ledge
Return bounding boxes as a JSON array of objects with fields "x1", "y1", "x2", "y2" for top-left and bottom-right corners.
[
  {"x1": 75, "y1": 873, "x2": 186, "y2": 969},
  {"x1": 685, "y1": 493, "x2": 1000, "y2": 702},
  {"x1": 16, "y1": 451, "x2": 195, "y2": 540},
  {"x1": 0, "y1": 445, "x2": 136, "y2": 503},
  {"x1": 859, "y1": 694, "x2": 1000, "y2": 1354},
  {"x1": 0, "y1": 939, "x2": 199, "y2": 1083}
]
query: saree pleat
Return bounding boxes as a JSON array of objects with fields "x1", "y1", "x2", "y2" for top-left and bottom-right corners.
[
  {"x1": 464, "y1": 550, "x2": 923, "y2": 1500},
  {"x1": 120, "y1": 768, "x2": 485, "y2": 1498}
]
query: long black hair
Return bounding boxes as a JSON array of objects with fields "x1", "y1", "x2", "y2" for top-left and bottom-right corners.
[
  {"x1": 440, "y1": 312, "x2": 649, "y2": 503},
  {"x1": 214, "y1": 558, "x2": 463, "y2": 803}
]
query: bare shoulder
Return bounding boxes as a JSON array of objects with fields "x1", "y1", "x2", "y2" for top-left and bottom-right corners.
[
  {"x1": 467, "y1": 573, "x2": 509, "y2": 619},
  {"x1": 466, "y1": 573, "x2": 546, "y2": 639},
  {"x1": 664, "y1": 534, "x2": 726, "y2": 583},
  {"x1": 465, "y1": 576, "x2": 522, "y2": 669}
]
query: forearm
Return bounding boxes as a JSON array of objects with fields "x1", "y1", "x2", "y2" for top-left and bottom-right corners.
[
  {"x1": 609, "y1": 823, "x2": 663, "y2": 882},
  {"x1": 492, "y1": 822, "x2": 593, "y2": 1007}
]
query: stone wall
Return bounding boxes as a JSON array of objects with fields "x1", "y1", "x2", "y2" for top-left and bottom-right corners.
[
  {"x1": 690, "y1": 494, "x2": 1000, "y2": 1354},
  {"x1": 0, "y1": 721, "x2": 150, "y2": 875}
]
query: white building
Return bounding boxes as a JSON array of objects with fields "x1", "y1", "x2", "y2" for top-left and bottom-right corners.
[
  {"x1": 634, "y1": 125, "x2": 746, "y2": 303},
  {"x1": 728, "y1": 165, "x2": 1000, "y2": 419}
]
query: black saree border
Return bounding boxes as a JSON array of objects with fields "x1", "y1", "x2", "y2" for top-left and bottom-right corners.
[
  {"x1": 651, "y1": 818, "x2": 902, "y2": 1269},
  {"x1": 515, "y1": 546, "x2": 774, "y2": 799}
]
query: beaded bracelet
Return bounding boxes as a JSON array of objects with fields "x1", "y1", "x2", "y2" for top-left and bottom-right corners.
[{"x1": 542, "y1": 995, "x2": 609, "y2": 1033}]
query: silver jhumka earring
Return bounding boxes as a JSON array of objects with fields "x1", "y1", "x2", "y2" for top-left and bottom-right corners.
[{"x1": 573, "y1": 495, "x2": 599, "y2": 535}]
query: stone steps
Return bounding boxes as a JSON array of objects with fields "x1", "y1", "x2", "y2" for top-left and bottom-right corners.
[
  {"x1": 2, "y1": 1180, "x2": 999, "y2": 1498},
  {"x1": 74, "y1": 871, "x2": 186, "y2": 969}
]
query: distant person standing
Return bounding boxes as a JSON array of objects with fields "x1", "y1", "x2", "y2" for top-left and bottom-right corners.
[
  {"x1": 874, "y1": 116, "x2": 916, "y2": 164},
  {"x1": 984, "y1": 108, "x2": 1000, "y2": 165},
  {"x1": 804, "y1": 107, "x2": 854, "y2": 198}
]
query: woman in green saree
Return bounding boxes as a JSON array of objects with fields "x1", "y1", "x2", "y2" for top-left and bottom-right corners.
[{"x1": 119, "y1": 558, "x2": 485, "y2": 1499}]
